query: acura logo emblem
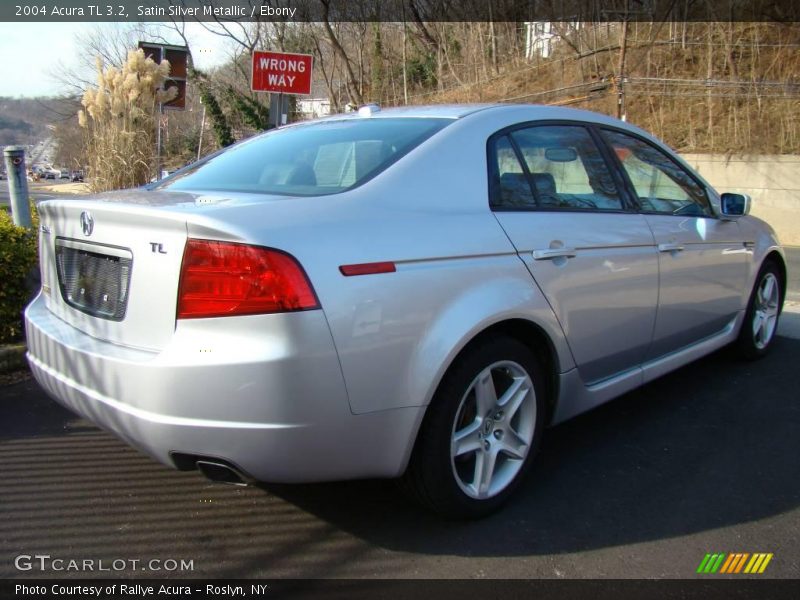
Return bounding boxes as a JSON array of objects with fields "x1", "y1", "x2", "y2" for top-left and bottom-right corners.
[{"x1": 80, "y1": 211, "x2": 94, "y2": 236}]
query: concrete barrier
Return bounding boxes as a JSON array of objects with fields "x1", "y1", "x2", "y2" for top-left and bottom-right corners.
[{"x1": 682, "y1": 154, "x2": 800, "y2": 246}]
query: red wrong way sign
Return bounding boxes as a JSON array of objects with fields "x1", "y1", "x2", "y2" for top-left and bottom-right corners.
[{"x1": 251, "y1": 51, "x2": 313, "y2": 95}]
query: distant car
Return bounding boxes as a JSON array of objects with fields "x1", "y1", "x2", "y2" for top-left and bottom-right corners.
[
  {"x1": 25, "y1": 104, "x2": 786, "y2": 518},
  {"x1": 44, "y1": 172, "x2": 56, "y2": 180},
  {"x1": 60, "y1": 169, "x2": 70, "y2": 179}
]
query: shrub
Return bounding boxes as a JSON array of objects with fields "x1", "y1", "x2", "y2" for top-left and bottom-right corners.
[
  {"x1": 79, "y1": 49, "x2": 178, "y2": 192},
  {"x1": 0, "y1": 204, "x2": 39, "y2": 344}
]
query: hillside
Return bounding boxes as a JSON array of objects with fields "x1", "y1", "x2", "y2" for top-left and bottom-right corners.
[
  {"x1": 278, "y1": 21, "x2": 799, "y2": 155},
  {"x1": 404, "y1": 23, "x2": 800, "y2": 154},
  {"x1": 0, "y1": 97, "x2": 69, "y2": 147}
]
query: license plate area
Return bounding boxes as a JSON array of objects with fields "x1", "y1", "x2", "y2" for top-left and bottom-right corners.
[{"x1": 54, "y1": 238, "x2": 133, "y2": 321}]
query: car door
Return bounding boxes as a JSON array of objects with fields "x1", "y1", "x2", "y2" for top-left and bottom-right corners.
[
  {"x1": 490, "y1": 122, "x2": 659, "y2": 384},
  {"x1": 598, "y1": 128, "x2": 747, "y2": 359}
]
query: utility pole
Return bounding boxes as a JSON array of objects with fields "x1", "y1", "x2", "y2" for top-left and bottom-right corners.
[
  {"x1": 3, "y1": 146, "x2": 32, "y2": 228},
  {"x1": 196, "y1": 100, "x2": 206, "y2": 162},
  {"x1": 401, "y1": 7, "x2": 408, "y2": 105},
  {"x1": 155, "y1": 103, "x2": 163, "y2": 180},
  {"x1": 488, "y1": 5, "x2": 498, "y2": 74},
  {"x1": 616, "y1": 0, "x2": 630, "y2": 121}
]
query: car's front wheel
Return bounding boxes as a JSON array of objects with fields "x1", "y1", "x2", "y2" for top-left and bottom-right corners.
[
  {"x1": 736, "y1": 260, "x2": 783, "y2": 359},
  {"x1": 402, "y1": 336, "x2": 545, "y2": 518}
]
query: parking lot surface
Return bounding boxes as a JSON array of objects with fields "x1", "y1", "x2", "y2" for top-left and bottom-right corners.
[{"x1": 1, "y1": 288, "x2": 799, "y2": 580}]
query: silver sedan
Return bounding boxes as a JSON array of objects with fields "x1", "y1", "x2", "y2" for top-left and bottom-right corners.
[{"x1": 25, "y1": 104, "x2": 786, "y2": 517}]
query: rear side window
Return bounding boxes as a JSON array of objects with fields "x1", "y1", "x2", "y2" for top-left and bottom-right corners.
[
  {"x1": 490, "y1": 125, "x2": 624, "y2": 211},
  {"x1": 160, "y1": 118, "x2": 450, "y2": 197}
]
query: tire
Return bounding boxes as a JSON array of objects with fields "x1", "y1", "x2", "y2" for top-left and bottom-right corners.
[
  {"x1": 736, "y1": 261, "x2": 783, "y2": 360},
  {"x1": 401, "y1": 336, "x2": 545, "y2": 519}
]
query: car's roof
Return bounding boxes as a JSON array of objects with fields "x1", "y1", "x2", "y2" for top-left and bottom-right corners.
[
  {"x1": 350, "y1": 104, "x2": 495, "y2": 119},
  {"x1": 304, "y1": 104, "x2": 493, "y2": 121},
  {"x1": 329, "y1": 103, "x2": 615, "y2": 121},
  {"x1": 324, "y1": 103, "x2": 632, "y2": 128}
]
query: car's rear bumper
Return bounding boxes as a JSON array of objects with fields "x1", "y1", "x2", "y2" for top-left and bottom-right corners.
[{"x1": 25, "y1": 293, "x2": 424, "y2": 482}]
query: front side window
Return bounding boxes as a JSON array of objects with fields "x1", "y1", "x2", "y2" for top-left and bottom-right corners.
[
  {"x1": 490, "y1": 125, "x2": 624, "y2": 211},
  {"x1": 159, "y1": 118, "x2": 450, "y2": 197},
  {"x1": 601, "y1": 129, "x2": 712, "y2": 217}
]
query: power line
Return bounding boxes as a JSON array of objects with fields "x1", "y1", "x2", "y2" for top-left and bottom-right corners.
[
  {"x1": 630, "y1": 38, "x2": 800, "y2": 48},
  {"x1": 626, "y1": 90, "x2": 800, "y2": 99}
]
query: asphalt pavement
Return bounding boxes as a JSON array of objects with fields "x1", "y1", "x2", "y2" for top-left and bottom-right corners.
[{"x1": 1, "y1": 315, "x2": 799, "y2": 579}]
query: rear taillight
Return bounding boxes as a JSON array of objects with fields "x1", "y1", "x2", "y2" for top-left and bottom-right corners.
[{"x1": 177, "y1": 240, "x2": 319, "y2": 319}]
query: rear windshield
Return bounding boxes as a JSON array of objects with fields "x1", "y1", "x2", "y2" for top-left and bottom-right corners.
[{"x1": 158, "y1": 117, "x2": 451, "y2": 197}]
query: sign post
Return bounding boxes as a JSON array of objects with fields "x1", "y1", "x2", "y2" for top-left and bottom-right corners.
[
  {"x1": 251, "y1": 51, "x2": 314, "y2": 128},
  {"x1": 139, "y1": 42, "x2": 190, "y2": 179}
]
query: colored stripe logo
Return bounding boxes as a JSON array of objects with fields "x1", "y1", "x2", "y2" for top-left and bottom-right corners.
[{"x1": 697, "y1": 553, "x2": 773, "y2": 574}]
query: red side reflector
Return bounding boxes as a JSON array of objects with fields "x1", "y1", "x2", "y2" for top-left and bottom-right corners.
[
  {"x1": 339, "y1": 262, "x2": 396, "y2": 277},
  {"x1": 177, "y1": 240, "x2": 319, "y2": 319}
]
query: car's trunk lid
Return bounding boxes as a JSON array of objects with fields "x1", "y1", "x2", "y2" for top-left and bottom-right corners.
[{"x1": 37, "y1": 197, "x2": 190, "y2": 351}]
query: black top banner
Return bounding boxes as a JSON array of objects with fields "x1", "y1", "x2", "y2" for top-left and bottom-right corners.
[{"x1": 1, "y1": 0, "x2": 798, "y2": 23}]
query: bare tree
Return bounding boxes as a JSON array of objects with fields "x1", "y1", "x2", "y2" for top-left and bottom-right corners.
[
  {"x1": 320, "y1": 0, "x2": 364, "y2": 106},
  {"x1": 51, "y1": 23, "x2": 168, "y2": 95}
]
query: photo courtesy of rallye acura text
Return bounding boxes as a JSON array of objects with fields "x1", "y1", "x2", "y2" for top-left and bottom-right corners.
[
  {"x1": 15, "y1": 584, "x2": 252, "y2": 597},
  {"x1": 25, "y1": 104, "x2": 786, "y2": 518}
]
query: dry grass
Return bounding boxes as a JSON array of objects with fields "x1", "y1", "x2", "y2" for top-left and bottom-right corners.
[
  {"x1": 400, "y1": 23, "x2": 800, "y2": 155},
  {"x1": 79, "y1": 49, "x2": 177, "y2": 192}
]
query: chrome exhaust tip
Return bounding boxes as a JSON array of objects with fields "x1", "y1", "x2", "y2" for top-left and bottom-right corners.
[{"x1": 196, "y1": 460, "x2": 248, "y2": 486}]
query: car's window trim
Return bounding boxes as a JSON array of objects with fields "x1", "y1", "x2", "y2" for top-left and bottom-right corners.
[
  {"x1": 593, "y1": 124, "x2": 718, "y2": 219},
  {"x1": 585, "y1": 125, "x2": 642, "y2": 211},
  {"x1": 486, "y1": 119, "x2": 637, "y2": 214},
  {"x1": 504, "y1": 132, "x2": 543, "y2": 206}
]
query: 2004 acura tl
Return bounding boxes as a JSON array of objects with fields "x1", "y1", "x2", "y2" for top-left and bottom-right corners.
[{"x1": 25, "y1": 104, "x2": 786, "y2": 517}]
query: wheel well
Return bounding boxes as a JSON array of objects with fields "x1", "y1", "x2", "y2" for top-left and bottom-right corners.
[
  {"x1": 448, "y1": 319, "x2": 560, "y2": 424},
  {"x1": 763, "y1": 251, "x2": 787, "y2": 310}
]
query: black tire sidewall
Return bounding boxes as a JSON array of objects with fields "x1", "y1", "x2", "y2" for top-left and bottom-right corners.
[
  {"x1": 738, "y1": 261, "x2": 782, "y2": 359},
  {"x1": 412, "y1": 336, "x2": 546, "y2": 518}
]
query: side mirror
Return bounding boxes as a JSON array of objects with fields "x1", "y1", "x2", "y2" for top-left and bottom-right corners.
[{"x1": 720, "y1": 192, "x2": 751, "y2": 217}]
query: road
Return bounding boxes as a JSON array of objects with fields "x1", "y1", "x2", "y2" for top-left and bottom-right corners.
[
  {"x1": 1, "y1": 307, "x2": 799, "y2": 578},
  {"x1": 786, "y1": 247, "x2": 800, "y2": 302},
  {"x1": 0, "y1": 179, "x2": 74, "y2": 208},
  {"x1": 28, "y1": 136, "x2": 57, "y2": 168}
]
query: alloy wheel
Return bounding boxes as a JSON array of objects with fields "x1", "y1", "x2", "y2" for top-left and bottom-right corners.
[
  {"x1": 450, "y1": 360, "x2": 536, "y2": 499},
  {"x1": 752, "y1": 272, "x2": 780, "y2": 350}
]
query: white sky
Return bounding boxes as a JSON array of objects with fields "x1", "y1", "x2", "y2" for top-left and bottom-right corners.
[{"x1": 0, "y1": 22, "x2": 233, "y2": 97}]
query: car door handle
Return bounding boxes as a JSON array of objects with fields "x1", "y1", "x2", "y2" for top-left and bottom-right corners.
[
  {"x1": 658, "y1": 243, "x2": 685, "y2": 253},
  {"x1": 532, "y1": 248, "x2": 577, "y2": 260}
]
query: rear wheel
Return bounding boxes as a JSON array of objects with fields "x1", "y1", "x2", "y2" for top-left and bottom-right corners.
[
  {"x1": 402, "y1": 336, "x2": 545, "y2": 518},
  {"x1": 736, "y1": 261, "x2": 783, "y2": 359}
]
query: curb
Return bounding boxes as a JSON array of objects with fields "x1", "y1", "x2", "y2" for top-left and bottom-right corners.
[{"x1": 0, "y1": 343, "x2": 27, "y2": 373}]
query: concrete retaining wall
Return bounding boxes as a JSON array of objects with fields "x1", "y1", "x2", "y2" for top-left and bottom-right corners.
[{"x1": 681, "y1": 154, "x2": 800, "y2": 246}]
